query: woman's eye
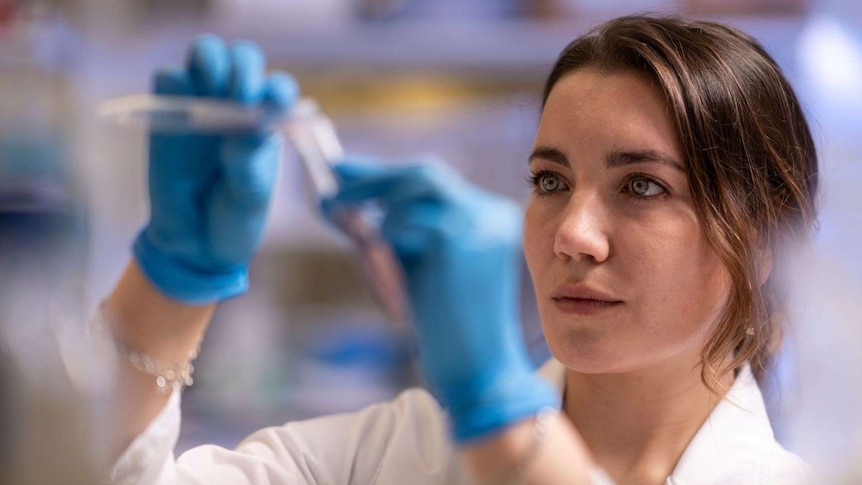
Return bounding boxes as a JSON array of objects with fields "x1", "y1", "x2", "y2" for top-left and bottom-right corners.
[
  {"x1": 540, "y1": 174, "x2": 561, "y2": 192},
  {"x1": 626, "y1": 175, "x2": 666, "y2": 198},
  {"x1": 528, "y1": 171, "x2": 568, "y2": 195}
]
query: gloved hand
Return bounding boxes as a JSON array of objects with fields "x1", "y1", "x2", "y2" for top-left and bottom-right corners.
[
  {"x1": 328, "y1": 160, "x2": 559, "y2": 442},
  {"x1": 133, "y1": 36, "x2": 298, "y2": 303}
]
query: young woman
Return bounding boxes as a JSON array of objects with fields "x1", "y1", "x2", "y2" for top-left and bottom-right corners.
[{"x1": 104, "y1": 15, "x2": 817, "y2": 485}]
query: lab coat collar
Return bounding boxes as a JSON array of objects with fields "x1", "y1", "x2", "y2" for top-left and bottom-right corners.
[{"x1": 538, "y1": 359, "x2": 775, "y2": 485}]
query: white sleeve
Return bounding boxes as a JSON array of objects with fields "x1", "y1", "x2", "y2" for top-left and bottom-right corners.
[
  {"x1": 109, "y1": 390, "x2": 183, "y2": 485},
  {"x1": 108, "y1": 388, "x2": 458, "y2": 485}
]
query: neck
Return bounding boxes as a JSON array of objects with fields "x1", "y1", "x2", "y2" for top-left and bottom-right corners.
[{"x1": 563, "y1": 356, "x2": 732, "y2": 485}]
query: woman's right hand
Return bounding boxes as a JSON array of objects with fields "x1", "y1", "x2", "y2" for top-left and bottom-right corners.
[
  {"x1": 328, "y1": 160, "x2": 559, "y2": 443},
  {"x1": 134, "y1": 35, "x2": 298, "y2": 304}
]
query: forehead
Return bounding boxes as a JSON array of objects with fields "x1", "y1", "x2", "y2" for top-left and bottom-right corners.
[{"x1": 537, "y1": 69, "x2": 682, "y2": 164}]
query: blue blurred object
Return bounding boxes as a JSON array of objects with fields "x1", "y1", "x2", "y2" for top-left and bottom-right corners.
[
  {"x1": 328, "y1": 160, "x2": 559, "y2": 442},
  {"x1": 309, "y1": 325, "x2": 407, "y2": 369},
  {"x1": 132, "y1": 35, "x2": 298, "y2": 303},
  {"x1": 0, "y1": 125, "x2": 85, "y2": 279},
  {"x1": 289, "y1": 320, "x2": 414, "y2": 415}
]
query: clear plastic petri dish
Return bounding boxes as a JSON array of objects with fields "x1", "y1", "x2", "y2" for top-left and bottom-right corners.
[{"x1": 98, "y1": 93, "x2": 304, "y2": 134}]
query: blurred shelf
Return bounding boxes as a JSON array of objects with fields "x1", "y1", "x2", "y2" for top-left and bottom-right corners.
[
  {"x1": 86, "y1": 14, "x2": 809, "y2": 75},
  {"x1": 242, "y1": 19, "x2": 581, "y2": 72}
]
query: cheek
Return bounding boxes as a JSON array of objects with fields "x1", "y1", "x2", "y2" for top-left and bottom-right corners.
[
  {"x1": 522, "y1": 203, "x2": 557, "y2": 279},
  {"x1": 621, "y1": 212, "x2": 729, "y2": 328}
]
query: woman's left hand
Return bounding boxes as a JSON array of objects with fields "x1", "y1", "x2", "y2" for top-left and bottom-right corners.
[{"x1": 328, "y1": 159, "x2": 559, "y2": 442}]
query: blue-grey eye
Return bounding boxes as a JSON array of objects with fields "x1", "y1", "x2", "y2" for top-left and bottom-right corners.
[
  {"x1": 540, "y1": 174, "x2": 561, "y2": 192},
  {"x1": 628, "y1": 177, "x2": 664, "y2": 196}
]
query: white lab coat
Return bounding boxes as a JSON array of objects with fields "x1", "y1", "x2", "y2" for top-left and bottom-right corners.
[{"x1": 110, "y1": 358, "x2": 808, "y2": 485}]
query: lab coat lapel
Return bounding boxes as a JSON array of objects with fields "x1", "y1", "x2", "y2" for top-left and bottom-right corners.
[{"x1": 667, "y1": 364, "x2": 775, "y2": 485}]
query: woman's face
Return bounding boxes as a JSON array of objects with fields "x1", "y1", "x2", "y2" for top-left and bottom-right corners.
[{"x1": 524, "y1": 69, "x2": 729, "y2": 374}]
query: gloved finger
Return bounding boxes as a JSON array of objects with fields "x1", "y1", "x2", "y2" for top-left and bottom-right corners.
[
  {"x1": 217, "y1": 134, "x2": 281, "y2": 209},
  {"x1": 331, "y1": 160, "x2": 397, "y2": 184},
  {"x1": 262, "y1": 72, "x2": 300, "y2": 109},
  {"x1": 186, "y1": 34, "x2": 230, "y2": 97},
  {"x1": 152, "y1": 67, "x2": 194, "y2": 96},
  {"x1": 334, "y1": 158, "x2": 464, "y2": 188},
  {"x1": 227, "y1": 40, "x2": 265, "y2": 105},
  {"x1": 379, "y1": 199, "x2": 446, "y2": 262},
  {"x1": 315, "y1": 156, "x2": 383, "y2": 222},
  {"x1": 331, "y1": 161, "x2": 462, "y2": 208}
]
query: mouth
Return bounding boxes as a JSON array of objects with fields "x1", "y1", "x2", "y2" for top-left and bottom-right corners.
[
  {"x1": 551, "y1": 285, "x2": 623, "y2": 316},
  {"x1": 551, "y1": 297, "x2": 623, "y2": 315}
]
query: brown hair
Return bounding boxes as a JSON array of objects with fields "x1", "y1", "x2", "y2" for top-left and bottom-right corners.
[{"x1": 542, "y1": 15, "x2": 819, "y2": 392}]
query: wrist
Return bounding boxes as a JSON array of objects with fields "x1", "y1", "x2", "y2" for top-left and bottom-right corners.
[
  {"x1": 97, "y1": 304, "x2": 201, "y2": 395},
  {"x1": 105, "y1": 260, "x2": 215, "y2": 362}
]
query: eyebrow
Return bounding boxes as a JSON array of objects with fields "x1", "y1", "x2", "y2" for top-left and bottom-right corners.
[{"x1": 529, "y1": 146, "x2": 686, "y2": 172}]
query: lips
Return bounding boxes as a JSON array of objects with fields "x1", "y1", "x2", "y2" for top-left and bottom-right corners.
[
  {"x1": 552, "y1": 284, "x2": 621, "y2": 302},
  {"x1": 551, "y1": 284, "x2": 623, "y2": 315}
]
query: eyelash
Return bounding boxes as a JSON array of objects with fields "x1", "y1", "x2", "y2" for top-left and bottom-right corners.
[
  {"x1": 525, "y1": 170, "x2": 565, "y2": 197},
  {"x1": 526, "y1": 170, "x2": 670, "y2": 200}
]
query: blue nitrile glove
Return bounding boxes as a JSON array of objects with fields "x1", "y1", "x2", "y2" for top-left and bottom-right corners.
[
  {"x1": 133, "y1": 36, "x2": 298, "y2": 303},
  {"x1": 327, "y1": 160, "x2": 560, "y2": 442}
]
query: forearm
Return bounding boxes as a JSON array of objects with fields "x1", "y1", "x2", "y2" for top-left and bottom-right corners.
[
  {"x1": 461, "y1": 414, "x2": 596, "y2": 485},
  {"x1": 104, "y1": 260, "x2": 215, "y2": 456}
]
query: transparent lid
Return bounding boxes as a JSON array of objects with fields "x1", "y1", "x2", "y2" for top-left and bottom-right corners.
[{"x1": 97, "y1": 94, "x2": 320, "y2": 133}]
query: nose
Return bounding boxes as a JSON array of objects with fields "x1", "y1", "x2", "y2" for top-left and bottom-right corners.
[{"x1": 553, "y1": 194, "x2": 610, "y2": 263}]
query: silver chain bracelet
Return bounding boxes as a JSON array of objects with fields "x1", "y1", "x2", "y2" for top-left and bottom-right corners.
[
  {"x1": 112, "y1": 336, "x2": 200, "y2": 395},
  {"x1": 92, "y1": 304, "x2": 202, "y2": 395}
]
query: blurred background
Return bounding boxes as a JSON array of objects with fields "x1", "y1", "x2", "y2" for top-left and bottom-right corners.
[{"x1": 1, "y1": 0, "x2": 861, "y2": 482}]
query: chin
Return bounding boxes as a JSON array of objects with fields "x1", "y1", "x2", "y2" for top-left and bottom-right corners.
[{"x1": 543, "y1": 323, "x2": 634, "y2": 374}]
